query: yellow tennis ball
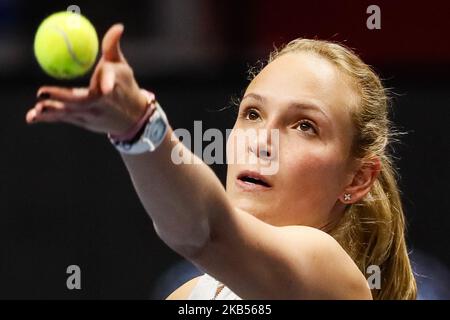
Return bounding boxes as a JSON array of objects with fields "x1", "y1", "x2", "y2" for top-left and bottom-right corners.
[{"x1": 34, "y1": 11, "x2": 99, "y2": 79}]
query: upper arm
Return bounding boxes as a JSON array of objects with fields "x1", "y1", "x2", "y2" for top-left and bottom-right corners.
[
  {"x1": 189, "y1": 207, "x2": 371, "y2": 300},
  {"x1": 165, "y1": 276, "x2": 201, "y2": 300}
]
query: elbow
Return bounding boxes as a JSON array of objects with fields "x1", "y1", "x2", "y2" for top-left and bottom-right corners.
[{"x1": 152, "y1": 217, "x2": 211, "y2": 259}]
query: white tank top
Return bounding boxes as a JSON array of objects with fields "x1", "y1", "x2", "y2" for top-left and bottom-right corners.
[{"x1": 188, "y1": 273, "x2": 242, "y2": 300}]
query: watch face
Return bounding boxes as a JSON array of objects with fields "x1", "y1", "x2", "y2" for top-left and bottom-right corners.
[
  {"x1": 150, "y1": 118, "x2": 166, "y2": 141},
  {"x1": 112, "y1": 106, "x2": 168, "y2": 155}
]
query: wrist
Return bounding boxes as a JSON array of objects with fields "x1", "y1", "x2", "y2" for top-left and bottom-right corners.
[
  {"x1": 108, "y1": 100, "x2": 169, "y2": 155},
  {"x1": 108, "y1": 89, "x2": 156, "y2": 143}
]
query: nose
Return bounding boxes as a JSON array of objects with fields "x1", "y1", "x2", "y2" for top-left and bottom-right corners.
[{"x1": 248, "y1": 128, "x2": 277, "y2": 161}]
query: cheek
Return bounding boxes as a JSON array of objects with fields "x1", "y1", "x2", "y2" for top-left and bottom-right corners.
[{"x1": 281, "y1": 147, "x2": 346, "y2": 197}]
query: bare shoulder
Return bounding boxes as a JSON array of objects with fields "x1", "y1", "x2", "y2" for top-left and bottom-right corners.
[
  {"x1": 165, "y1": 275, "x2": 203, "y2": 300},
  {"x1": 279, "y1": 225, "x2": 372, "y2": 299}
]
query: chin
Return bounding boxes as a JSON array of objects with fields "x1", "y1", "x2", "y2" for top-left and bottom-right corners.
[
  {"x1": 239, "y1": 203, "x2": 276, "y2": 223},
  {"x1": 227, "y1": 191, "x2": 279, "y2": 224}
]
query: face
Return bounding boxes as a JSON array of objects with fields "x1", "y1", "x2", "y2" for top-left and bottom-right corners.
[{"x1": 226, "y1": 52, "x2": 359, "y2": 228}]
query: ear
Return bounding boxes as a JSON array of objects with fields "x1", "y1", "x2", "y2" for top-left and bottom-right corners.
[{"x1": 339, "y1": 157, "x2": 381, "y2": 204}]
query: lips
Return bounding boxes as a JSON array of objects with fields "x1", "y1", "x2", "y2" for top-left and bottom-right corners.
[{"x1": 236, "y1": 170, "x2": 272, "y2": 190}]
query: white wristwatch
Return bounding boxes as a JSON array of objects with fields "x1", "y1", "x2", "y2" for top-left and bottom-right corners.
[{"x1": 109, "y1": 101, "x2": 169, "y2": 155}]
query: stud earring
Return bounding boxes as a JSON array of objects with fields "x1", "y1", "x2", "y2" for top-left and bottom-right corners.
[{"x1": 344, "y1": 193, "x2": 352, "y2": 201}]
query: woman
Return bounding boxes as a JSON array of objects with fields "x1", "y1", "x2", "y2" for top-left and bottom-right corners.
[{"x1": 26, "y1": 24, "x2": 416, "y2": 299}]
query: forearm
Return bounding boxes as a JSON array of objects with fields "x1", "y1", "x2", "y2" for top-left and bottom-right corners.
[{"x1": 119, "y1": 125, "x2": 230, "y2": 257}]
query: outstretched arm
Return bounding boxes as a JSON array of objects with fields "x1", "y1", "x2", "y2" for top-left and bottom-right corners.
[
  {"x1": 119, "y1": 126, "x2": 229, "y2": 257},
  {"x1": 26, "y1": 24, "x2": 371, "y2": 299}
]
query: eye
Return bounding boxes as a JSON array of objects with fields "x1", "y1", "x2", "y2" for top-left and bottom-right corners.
[
  {"x1": 240, "y1": 107, "x2": 260, "y2": 121},
  {"x1": 296, "y1": 120, "x2": 317, "y2": 135}
]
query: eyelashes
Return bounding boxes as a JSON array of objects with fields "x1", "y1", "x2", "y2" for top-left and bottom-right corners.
[
  {"x1": 239, "y1": 106, "x2": 318, "y2": 135},
  {"x1": 296, "y1": 120, "x2": 317, "y2": 134},
  {"x1": 240, "y1": 107, "x2": 260, "y2": 121}
]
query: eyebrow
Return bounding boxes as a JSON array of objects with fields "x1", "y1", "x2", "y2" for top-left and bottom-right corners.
[{"x1": 241, "y1": 93, "x2": 331, "y2": 123}]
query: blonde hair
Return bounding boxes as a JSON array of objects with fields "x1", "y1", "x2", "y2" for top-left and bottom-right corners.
[{"x1": 253, "y1": 39, "x2": 417, "y2": 299}]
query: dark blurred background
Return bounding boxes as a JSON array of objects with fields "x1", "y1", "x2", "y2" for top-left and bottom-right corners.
[{"x1": 0, "y1": 0, "x2": 449, "y2": 299}]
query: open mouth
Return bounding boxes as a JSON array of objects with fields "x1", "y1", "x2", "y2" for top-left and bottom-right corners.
[
  {"x1": 238, "y1": 176, "x2": 271, "y2": 187},
  {"x1": 236, "y1": 171, "x2": 272, "y2": 189}
]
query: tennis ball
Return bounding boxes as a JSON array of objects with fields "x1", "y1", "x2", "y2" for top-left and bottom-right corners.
[{"x1": 34, "y1": 11, "x2": 99, "y2": 79}]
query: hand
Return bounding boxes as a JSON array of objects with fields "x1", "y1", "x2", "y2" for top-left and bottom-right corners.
[{"x1": 25, "y1": 24, "x2": 149, "y2": 136}]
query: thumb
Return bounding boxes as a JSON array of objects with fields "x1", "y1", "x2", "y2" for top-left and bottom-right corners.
[
  {"x1": 102, "y1": 24, "x2": 126, "y2": 62},
  {"x1": 100, "y1": 62, "x2": 116, "y2": 96}
]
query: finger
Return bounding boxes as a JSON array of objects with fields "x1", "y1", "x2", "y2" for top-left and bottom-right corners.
[
  {"x1": 26, "y1": 108, "x2": 38, "y2": 124},
  {"x1": 89, "y1": 56, "x2": 104, "y2": 94},
  {"x1": 102, "y1": 24, "x2": 126, "y2": 63},
  {"x1": 37, "y1": 86, "x2": 90, "y2": 103},
  {"x1": 27, "y1": 101, "x2": 68, "y2": 124},
  {"x1": 26, "y1": 100, "x2": 91, "y2": 128},
  {"x1": 100, "y1": 62, "x2": 116, "y2": 95},
  {"x1": 36, "y1": 98, "x2": 104, "y2": 118},
  {"x1": 25, "y1": 102, "x2": 52, "y2": 123},
  {"x1": 32, "y1": 111, "x2": 66, "y2": 123},
  {"x1": 38, "y1": 99, "x2": 65, "y2": 112}
]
